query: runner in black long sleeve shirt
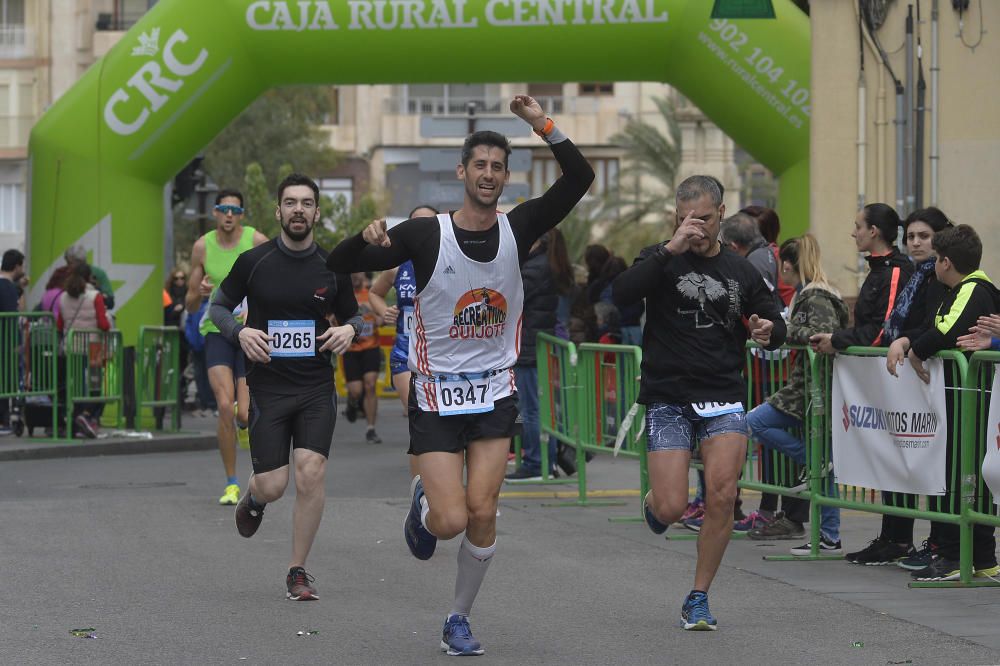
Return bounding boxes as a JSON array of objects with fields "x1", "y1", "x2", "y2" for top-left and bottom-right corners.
[
  {"x1": 212, "y1": 174, "x2": 362, "y2": 604},
  {"x1": 612, "y1": 175, "x2": 784, "y2": 633},
  {"x1": 329, "y1": 97, "x2": 593, "y2": 658}
]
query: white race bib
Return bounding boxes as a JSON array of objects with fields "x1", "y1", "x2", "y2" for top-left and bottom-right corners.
[
  {"x1": 268, "y1": 320, "x2": 315, "y2": 358},
  {"x1": 436, "y1": 376, "x2": 494, "y2": 415},
  {"x1": 691, "y1": 401, "x2": 743, "y2": 417},
  {"x1": 402, "y1": 306, "x2": 415, "y2": 335}
]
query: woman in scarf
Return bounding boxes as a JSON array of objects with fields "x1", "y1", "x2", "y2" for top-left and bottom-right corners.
[{"x1": 846, "y1": 207, "x2": 953, "y2": 568}]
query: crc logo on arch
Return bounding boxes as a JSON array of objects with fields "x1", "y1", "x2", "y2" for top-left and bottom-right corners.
[
  {"x1": 104, "y1": 28, "x2": 208, "y2": 136},
  {"x1": 450, "y1": 288, "x2": 508, "y2": 340}
]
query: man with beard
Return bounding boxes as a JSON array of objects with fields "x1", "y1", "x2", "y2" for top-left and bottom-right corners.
[
  {"x1": 209, "y1": 173, "x2": 362, "y2": 601},
  {"x1": 327, "y1": 95, "x2": 593, "y2": 656},
  {"x1": 186, "y1": 189, "x2": 268, "y2": 505}
]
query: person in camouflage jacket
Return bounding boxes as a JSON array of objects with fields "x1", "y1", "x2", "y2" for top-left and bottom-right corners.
[{"x1": 746, "y1": 235, "x2": 848, "y2": 551}]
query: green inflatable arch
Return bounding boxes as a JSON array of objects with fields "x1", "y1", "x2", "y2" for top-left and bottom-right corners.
[{"x1": 28, "y1": 0, "x2": 809, "y2": 338}]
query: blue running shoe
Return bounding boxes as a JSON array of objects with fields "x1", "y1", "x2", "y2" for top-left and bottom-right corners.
[
  {"x1": 404, "y1": 475, "x2": 437, "y2": 560},
  {"x1": 643, "y1": 491, "x2": 668, "y2": 535},
  {"x1": 681, "y1": 591, "x2": 718, "y2": 631},
  {"x1": 440, "y1": 614, "x2": 484, "y2": 656}
]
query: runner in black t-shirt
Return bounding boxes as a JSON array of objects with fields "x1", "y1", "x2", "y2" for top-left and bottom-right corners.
[
  {"x1": 209, "y1": 173, "x2": 362, "y2": 602},
  {"x1": 612, "y1": 175, "x2": 786, "y2": 632}
]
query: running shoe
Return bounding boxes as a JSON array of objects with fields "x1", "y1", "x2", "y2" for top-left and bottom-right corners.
[
  {"x1": 681, "y1": 591, "x2": 717, "y2": 631},
  {"x1": 237, "y1": 426, "x2": 250, "y2": 450},
  {"x1": 911, "y1": 555, "x2": 960, "y2": 581},
  {"x1": 676, "y1": 499, "x2": 704, "y2": 525},
  {"x1": 403, "y1": 475, "x2": 437, "y2": 560},
  {"x1": 642, "y1": 490, "x2": 669, "y2": 535},
  {"x1": 556, "y1": 443, "x2": 577, "y2": 476},
  {"x1": 897, "y1": 540, "x2": 936, "y2": 571},
  {"x1": 747, "y1": 514, "x2": 804, "y2": 541},
  {"x1": 506, "y1": 467, "x2": 543, "y2": 481},
  {"x1": 286, "y1": 567, "x2": 319, "y2": 600},
  {"x1": 732, "y1": 510, "x2": 770, "y2": 533},
  {"x1": 975, "y1": 562, "x2": 1000, "y2": 579},
  {"x1": 218, "y1": 483, "x2": 240, "y2": 506},
  {"x1": 790, "y1": 535, "x2": 843, "y2": 556},
  {"x1": 234, "y1": 489, "x2": 265, "y2": 538},
  {"x1": 74, "y1": 414, "x2": 97, "y2": 439},
  {"x1": 440, "y1": 614, "x2": 484, "y2": 656},
  {"x1": 845, "y1": 537, "x2": 913, "y2": 565},
  {"x1": 366, "y1": 429, "x2": 382, "y2": 444},
  {"x1": 345, "y1": 398, "x2": 359, "y2": 423}
]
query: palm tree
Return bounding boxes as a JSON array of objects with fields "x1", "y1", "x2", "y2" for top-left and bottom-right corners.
[{"x1": 605, "y1": 95, "x2": 681, "y2": 228}]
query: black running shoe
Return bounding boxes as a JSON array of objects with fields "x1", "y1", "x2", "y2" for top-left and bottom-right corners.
[
  {"x1": 366, "y1": 429, "x2": 382, "y2": 444},
  {"x1": 235, "y1": 490, "x2": 265, "y2": 538},
  {"x1": 556, "y1": 443, "x2": 577, "y2": 476},
  {"x1": 286, "y1": 567, "x2": 319, "y2": 600},
  {"x1": 345, "y1": 398, "x2": 359, "y2": 423},
  {"x1": 642, "y1": 490, "x2": 669, "y2": 535},
  {"x1": 403, "y1": 475, "x2": 437, "y2": 560},
  {"x1": 845, "y1": 537, "x2": 913, "y2": 565}
]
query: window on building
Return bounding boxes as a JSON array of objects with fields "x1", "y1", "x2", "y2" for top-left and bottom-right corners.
[
  {"x1": 318, "y1": 177, "x2": 353, "y2": 208},
  {"x1": 531, "y1": 157, "x2": 618, "y2": 197},
  {"x1": 0, "y1": 0, "x2": 24, "y2": 26},
  {"x1": 527, "y1": 83, "x2": 564, "y2": 114},
  {"x1": 0, "y1": 182, "x2": 25, "y2": 234},
  {"x1": 400, "y1": 84, "x2": 500, "y2": 114},
  {"x1": 579, "y1": 83, "x2": 614, "y2": 96}
]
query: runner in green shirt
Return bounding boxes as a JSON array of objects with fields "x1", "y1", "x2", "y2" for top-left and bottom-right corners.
[{"x1": 185, "y1": 189, "x2": 268, "y2": 505}]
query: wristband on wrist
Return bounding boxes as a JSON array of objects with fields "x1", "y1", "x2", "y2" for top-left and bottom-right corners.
[{"x1": 533, "y1": 117, "x2": 555, "y2": 138}]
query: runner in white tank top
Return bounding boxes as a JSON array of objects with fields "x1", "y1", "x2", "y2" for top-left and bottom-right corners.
[
  {"x1": 328, "y1": 95, "x2": 594, "y2": 657},
  {"x1": 409, "y1": 212, "x2": 523, "y2": 412}
]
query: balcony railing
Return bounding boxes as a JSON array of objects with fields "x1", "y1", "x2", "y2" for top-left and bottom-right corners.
[
  {"x1": 0, "y1": 25, "x2": 34, "y2": 59},
  {"x1": 383, "y1": 96, "x2": 595, "y2": 116}
]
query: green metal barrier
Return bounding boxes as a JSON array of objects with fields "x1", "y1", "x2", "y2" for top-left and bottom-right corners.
[
  {"x1": 510, "y1": 332, "x2": 576, "y2": 486},
  {"x1": 65, "y1": 328, "x2": 124, "y2": 435},
  {"x1": 0, "y1": 311, "x2": 59, "y2": 437},
  {"x1": 804, "y1": 348, "x2": 971, "y2": 580},
  {"x1": 956, "y1": 351, "x2": 1000, "y2": 587},
  {"x1": 138, "y1": 326, "x2": 181, "y2": 432},
  {"x1": 569, "y1": 342, "x2": 644, "y2": 510}
]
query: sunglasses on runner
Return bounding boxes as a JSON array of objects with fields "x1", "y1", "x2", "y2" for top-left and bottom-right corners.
[{"x1": 214, "y1": 204, "x2": 244, "y2": 215}]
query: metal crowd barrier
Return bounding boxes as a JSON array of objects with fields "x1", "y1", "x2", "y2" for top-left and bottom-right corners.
[
  {"x1": 0, "y1": 311, "x2": 60, "y2": 438},
  {"x1": 138, "y1": 326, "x2": 181, "y2": 431},
  {"x1": 65, "y1": 328, "x2": 124, "y2": 434}
]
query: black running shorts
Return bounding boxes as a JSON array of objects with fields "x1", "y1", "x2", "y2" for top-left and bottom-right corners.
[
  {"x1": 407, "y1": 379, "x2": 522, "y2": 455},
  {"x1": 342, "y1": 347, "x2": 382, "y2": 382},
  {"x1": 204, "y1": 332, "x2": 246, "y2": 378},
  {"x1": 248, "y1": 385, "x2": 337, "y2": 473}
]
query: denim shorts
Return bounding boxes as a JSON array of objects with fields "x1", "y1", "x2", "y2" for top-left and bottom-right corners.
[{"x1": 645, "y1": 402, "x2": 748, "y2": 452}]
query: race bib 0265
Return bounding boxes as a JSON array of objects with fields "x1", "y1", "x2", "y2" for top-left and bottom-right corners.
[{"x1": 268, "y1": 320, "x2": 315, "y2": 358}]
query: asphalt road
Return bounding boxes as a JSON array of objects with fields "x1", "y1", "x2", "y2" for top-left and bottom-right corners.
[{"x1": 1, "y1": 405, "x2": 998, "y2": 665}]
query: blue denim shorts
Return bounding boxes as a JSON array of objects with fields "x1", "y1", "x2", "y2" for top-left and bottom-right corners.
[{"x1": 645, "y1": 402, "x2": 748, "y2": 452}]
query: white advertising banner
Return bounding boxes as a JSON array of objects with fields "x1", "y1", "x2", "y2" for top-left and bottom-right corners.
[
  {"x1": 831, "y1": 355, "x2": 947, "y2": 495},
  {"x1": 982, "y1": 371, "x2": 1000, "y2": 505}
]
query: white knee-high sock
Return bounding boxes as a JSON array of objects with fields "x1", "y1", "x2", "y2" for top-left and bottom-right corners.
[{"x1": 450, "y1": 536, "x2": 496, "y2": 617}]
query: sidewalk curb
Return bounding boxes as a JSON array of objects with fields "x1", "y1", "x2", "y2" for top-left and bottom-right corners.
[{"x1": 0, "y1": 433, "x2": 218, "y2": 461}]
